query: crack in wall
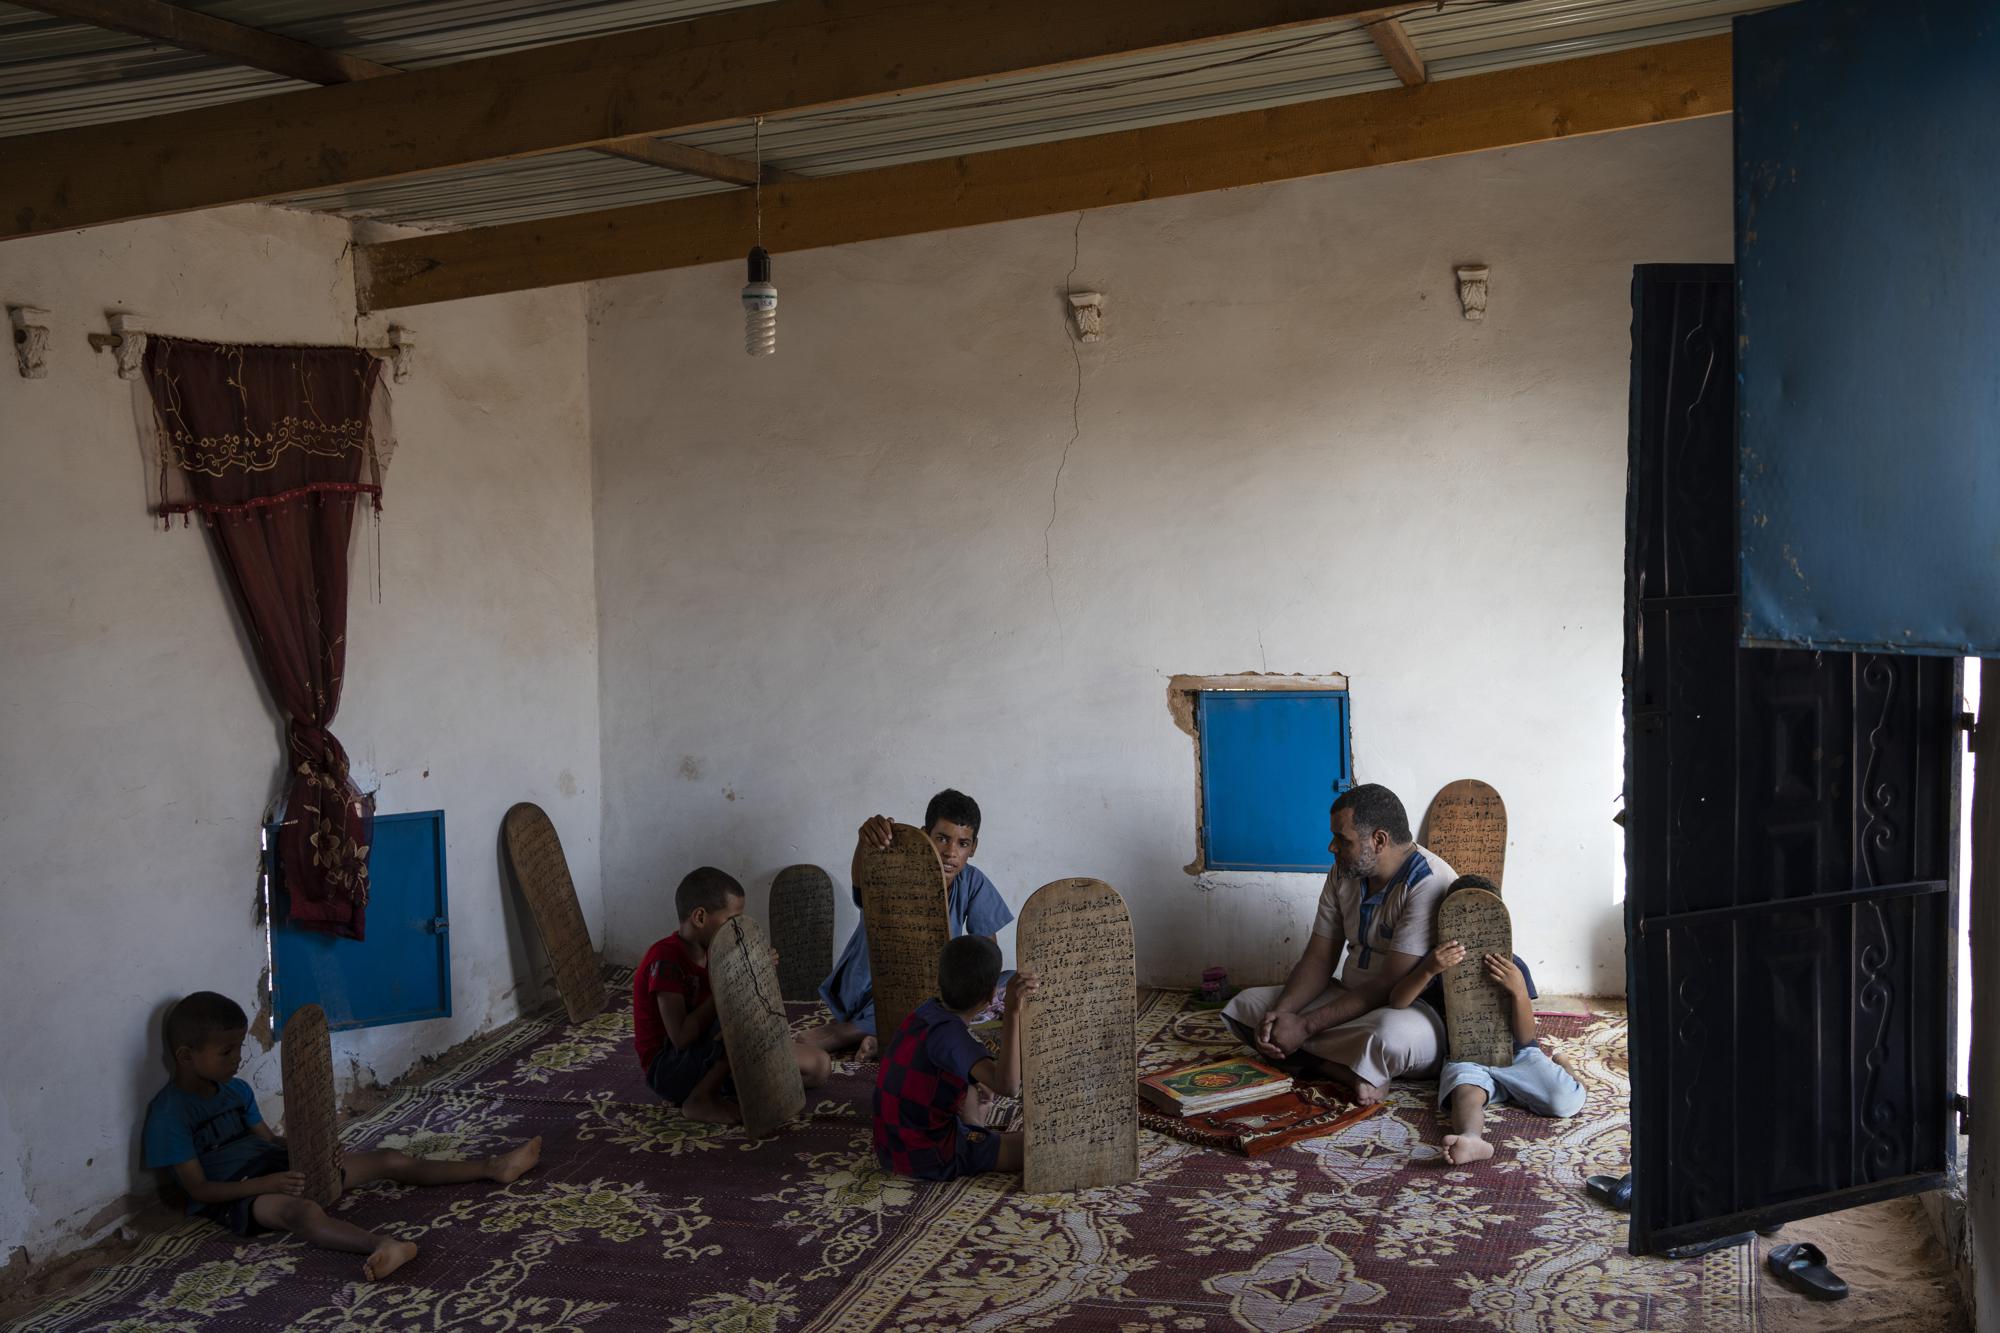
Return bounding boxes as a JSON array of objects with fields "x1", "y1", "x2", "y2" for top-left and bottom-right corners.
[{"x1": 1043, "y1": 211, "x2": 1086, "y2": 645}]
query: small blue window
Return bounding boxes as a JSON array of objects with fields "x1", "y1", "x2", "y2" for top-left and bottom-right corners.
[
  {"x1": 265, "y1": 810, "x2": 452, "y2": 1038},
  {"x1": 1199, "y1": 691, "x2": 1353, "y2": 872}
]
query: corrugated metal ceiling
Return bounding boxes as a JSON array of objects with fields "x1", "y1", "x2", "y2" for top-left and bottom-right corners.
[{"x1": 0, "y1": 0, "x2": 1776, "y2": 232}]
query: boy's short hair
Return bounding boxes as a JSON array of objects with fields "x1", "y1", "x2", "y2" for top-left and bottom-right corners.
[
  {"x1": 675, "y1": 866, "x2": 745, "y2": 920},
  {"x1": 937, "y1": 935, "x2": 1002, "y2": 1012},
  {"x1": 924, "y1": 789, "x2": 982, "y2": 835},
  {"x1": 1330, "y1": 783, "x2": 1411, "y2": 844},
  {"x1": 1449, "y1": 873, "x2": 1499, "y2": 894},
  {"x1": 164, "y1": 991, "x2": 248, "y2": 1059}
]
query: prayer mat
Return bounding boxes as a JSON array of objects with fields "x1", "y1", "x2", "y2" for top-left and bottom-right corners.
[
  {"x1": 15, "y1": 982, "x2": 1770, "y2": 1333},
  {"x1": 1138, "y1": 1084, "x2": 1386, "y2": 1157}
]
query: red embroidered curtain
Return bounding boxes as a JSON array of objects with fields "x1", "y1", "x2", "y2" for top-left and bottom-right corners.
[{"x1": 142, "y1": 336, "x2": 391, "y2": 939}]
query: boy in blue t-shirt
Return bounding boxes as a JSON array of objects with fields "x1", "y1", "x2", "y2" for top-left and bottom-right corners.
[
  {"x1": 143, "y1": 991, "x2": 542, "y2": 1281},
  {"x1": 873, "y1": 936, "x2": 1038, "y2": 1179},
  {"x1": 809, "y1": 789, "x2": 1014, "y2": 1060},
  {"x1": 1386, "y1": 874, "x2": 1586, "y2": 1165}
]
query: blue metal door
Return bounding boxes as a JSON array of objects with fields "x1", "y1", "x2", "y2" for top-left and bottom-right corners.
[
  {"x1": 1736, "y1": 0, "x2": 2000, "y2": 653},
  {"x1": 268, "y1": 810, "x2": 452, "y2": 1037},
  {"x1": 1626, "y1": 266, "x2": 1958, "y2": 1254}
]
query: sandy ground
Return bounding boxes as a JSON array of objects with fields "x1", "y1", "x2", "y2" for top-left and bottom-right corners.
[
  {"x1": 0, "y1": 1208, "x2": 175, "y2": 1327},
  {"x1": 1762, "y1": 1195, "x2": 1969, "y2": 1332}
]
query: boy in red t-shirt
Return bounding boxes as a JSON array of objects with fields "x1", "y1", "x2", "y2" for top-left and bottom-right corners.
[{"x1": 633, "y1": 866, "x2": 831, "y2": 1124}]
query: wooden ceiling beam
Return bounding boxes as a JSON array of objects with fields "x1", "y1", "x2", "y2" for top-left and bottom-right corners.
[
  {"x1": 358, "y1": 34, "x2": 1731, "y2": 311},
  {"x1": 1365, "y1": 17, "x2": 1428, "y2": 86},
  {"x1": 10, "y1": 0, "x2": 397, "y2": 83},
  {"x1": 8, "y1": 0, "x2": 784, "y2": 189},
  {"x1": 1, "y1": 0, "x2": 1405, "y2": 240}
]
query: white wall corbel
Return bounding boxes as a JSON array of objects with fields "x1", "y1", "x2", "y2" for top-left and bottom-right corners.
[
  {"x1": 1455, "y1": 265, "x2": 1490, "y2": 322},
  {"x1": 8, "y1": 305, "x2": 50, "y2": 378},
  {"x1": 87, "y1": 313, "x2": 149, "y2": 379},
  {"x1": 386, "y1": 325, "x2": 416, "y2": 384},
  {"x1": 1067, "y1": 291, "x2": 1105, "y2": 343}
]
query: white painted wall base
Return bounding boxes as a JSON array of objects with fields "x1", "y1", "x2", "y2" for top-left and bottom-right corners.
[
  {"x1": 589, "y1": 117, "x2": 1733, "y2": 997},
  {"x1": 0, "y1": 205, "x2": 603, "y2": 1271}
]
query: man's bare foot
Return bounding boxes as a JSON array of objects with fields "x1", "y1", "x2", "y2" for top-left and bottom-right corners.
[
  {"x1": 1314, "y1": 1061, "x2": 1385, "y2": 1106},
  {"x1": 363, "y1": 1239, "x2": 419, "y2": 1281},
  {"x1": 682, "y1": 1090, "x2": 742, "y2": 1125},
  {"x1": 487, "y1": 1137, "x2": 542, "y2": 1183},
  {"x1": 1325, "y1": 1072, "x2": 1386, "y2": 1105},
  {"x1": 1443, "y1": 1133, "x2": 1495, "y2": 1165},
  {"x1": 856, "y1": 1035, "x2": 879, "y2": 1062}
]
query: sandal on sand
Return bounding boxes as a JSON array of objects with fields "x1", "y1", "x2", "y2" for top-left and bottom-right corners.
[
  {"x1": 1767, "y1": 1242, "x2": 1848, "y2": 1300},
  {"x1": 1585, "y1": 1173, "x2": 1632, "y2": 1211},
  {"x1": 1664, "y1": 1231, "x2": 1753, "y2": 1259}
]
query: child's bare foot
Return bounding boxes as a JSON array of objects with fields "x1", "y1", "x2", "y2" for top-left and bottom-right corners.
[
  {"x1": 682, "y1": 1090, "x2": 742, "y2": 1125},
  {"x1": 1443, "y1": 1133, "x2": 1495, "y2": 1165},
  {"x1": 960, "y1": 1084, "x2": 997, "y2": 1127},
  {"x1": 487, "y1": 1137, "x2": 542, "y2": 1183},
  {"x1": 856, "y1": 1035, "x2": 879, "y2": 1061},
  {"x1": 363, "y1": 1239, "x2": 419, "y2": 1281}
]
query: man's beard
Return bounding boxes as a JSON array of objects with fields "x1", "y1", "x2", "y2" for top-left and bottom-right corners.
[{"x1": 1342, "y1": 847, "x2": 1378, "y2": 879}]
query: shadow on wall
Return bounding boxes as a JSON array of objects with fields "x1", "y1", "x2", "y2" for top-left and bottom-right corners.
[
  {"x1": 1586, "y1": 899, "x2": 1626, "y2": 999},
  {"x1": 126, "y1": 997, "x2": 182, "y2": 1218}
]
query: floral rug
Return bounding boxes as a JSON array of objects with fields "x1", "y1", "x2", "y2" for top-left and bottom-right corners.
[{"x1": 12, "y1": 984, "x2": 1760, "y2": 1332}]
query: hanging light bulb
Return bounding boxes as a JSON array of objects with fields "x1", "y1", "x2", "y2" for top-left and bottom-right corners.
[
  {"x1": 740, "y1": 115, "x2": 776, "y2": 357},
  {"x1": 743, "y1": 245, "x2": 776, "y2": 356}
]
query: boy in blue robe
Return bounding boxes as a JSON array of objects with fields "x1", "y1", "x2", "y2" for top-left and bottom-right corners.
[
  {"x1": 1384, "y1": 874, "x2": 1587, "y2": 1165},
  {"x1": 807, "y1": 789, "x2": 1013, "y2": 1059}
]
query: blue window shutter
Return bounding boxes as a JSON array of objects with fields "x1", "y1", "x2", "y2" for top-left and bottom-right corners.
[
  {"x1": 268, "y1": 810, "x2": 452, "y2": 1038},
  {"x1": 1199, "y1": 691, "x2": 1352, "y2": 872}
]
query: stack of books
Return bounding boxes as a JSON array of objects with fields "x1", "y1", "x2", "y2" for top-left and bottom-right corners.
[{"x1": 1137, "y1": 1058, "x2": 1293, "y2": 1117}]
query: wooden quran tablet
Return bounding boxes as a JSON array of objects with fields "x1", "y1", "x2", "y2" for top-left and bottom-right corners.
[{"x1": 502, "y1": 802, "x2": 607, "y2": 1023}]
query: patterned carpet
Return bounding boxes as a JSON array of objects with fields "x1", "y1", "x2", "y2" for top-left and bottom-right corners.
[{"x1": 12, "y1": 986, "x2": 1762, "y2": 1332}]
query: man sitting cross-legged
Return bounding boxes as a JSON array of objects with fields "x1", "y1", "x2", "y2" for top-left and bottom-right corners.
[{"x1": 1222, "y1": 783, "x2": 1455, "y2": 1104}]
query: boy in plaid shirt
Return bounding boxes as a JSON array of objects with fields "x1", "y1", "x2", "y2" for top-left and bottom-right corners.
[{"x1": 873, "y1": 937, "x2": 1038, "y2": 1179}]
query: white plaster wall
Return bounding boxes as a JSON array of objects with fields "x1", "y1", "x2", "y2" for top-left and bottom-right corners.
[
  {"x1": 591, "y1": 118, "x2": 1732, "y2": 1000},
  {"x1": 0, "y1": 206, "x2": 602, "y2": 1269}
]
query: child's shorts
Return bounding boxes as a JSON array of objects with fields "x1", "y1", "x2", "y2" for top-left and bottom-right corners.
[
  {"x1": 647, "y1": 1027, "x2": 727, "y2": 1104},
  {"x1": 193, "y1": 1143, "x2": 293, "y2": 1236},
  {"x1": 882, "y1": 1121, "x2": 1003, "y2": 1181},
  {"x1": 1437, "y1": 1047, "x2": 1586, "y2": 1118}
]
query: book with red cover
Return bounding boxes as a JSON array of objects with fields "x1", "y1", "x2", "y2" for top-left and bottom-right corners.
[
  {"x1": 1138, "y1": 1057, "x2": 1293, "y2": 1115},
  {"x1": 1139, "y1": 1085, "x2": 1384, "y2": 1156}
]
